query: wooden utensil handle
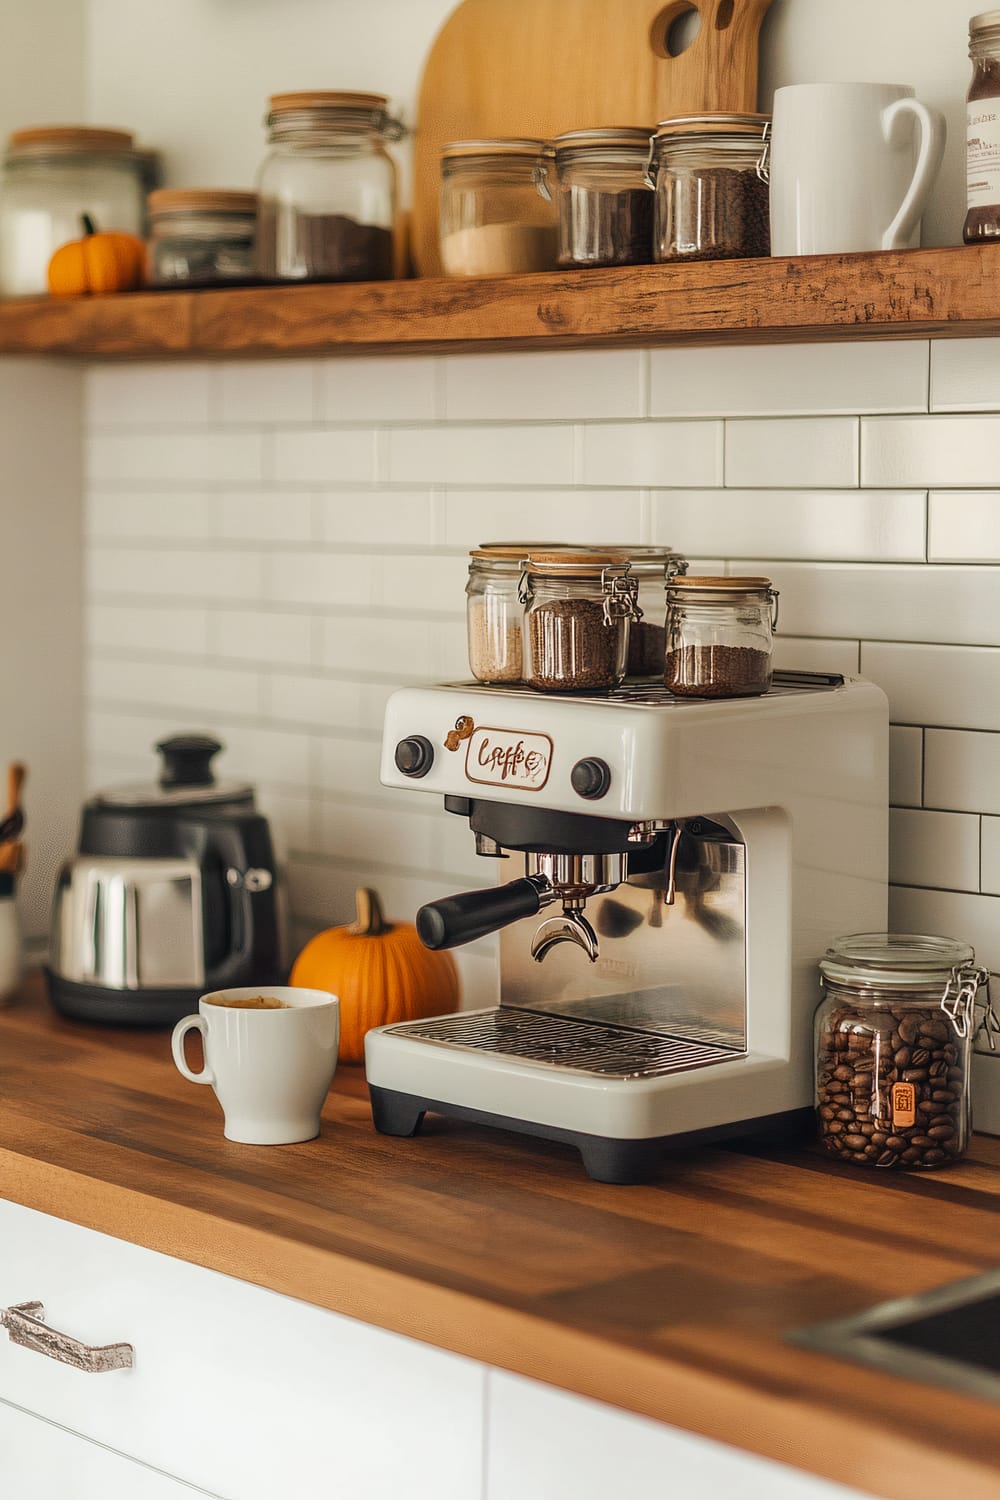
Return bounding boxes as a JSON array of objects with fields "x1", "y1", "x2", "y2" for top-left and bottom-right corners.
[{"x1": 5, "y1": 762, "x2": 25, "y2": 814}]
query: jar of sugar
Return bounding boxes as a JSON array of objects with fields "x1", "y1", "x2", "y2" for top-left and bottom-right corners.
[{"x1": 440, "y1": 139, "x2": 558, "y2": 276}]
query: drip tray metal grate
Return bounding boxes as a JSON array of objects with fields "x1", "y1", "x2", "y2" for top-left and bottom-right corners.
[{"x1": 385, "y1": 1009, "x2": 742, "y2": 1080}]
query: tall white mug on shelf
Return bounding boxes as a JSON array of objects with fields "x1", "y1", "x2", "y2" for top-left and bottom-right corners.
[
  {"x1": 171, "y1": 985, "x2": 339, "y2": 1144},
  {"x1": 769, "y1": 82, "x2": 946, "y2": 256}
]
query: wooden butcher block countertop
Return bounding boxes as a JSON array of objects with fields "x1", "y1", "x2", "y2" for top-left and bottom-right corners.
[{"x1": 0, "y1": 976, "x2": 998, "y2": 1499}]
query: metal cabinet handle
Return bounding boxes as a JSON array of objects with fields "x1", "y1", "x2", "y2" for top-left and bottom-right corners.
[{"x1": 0, "y1": 1300, "x2": 133, "y2": 1373}]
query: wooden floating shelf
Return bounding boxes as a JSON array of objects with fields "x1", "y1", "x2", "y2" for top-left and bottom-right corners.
[{"x1": 1, "y1": 243, "x2": 999, "y2": 359}]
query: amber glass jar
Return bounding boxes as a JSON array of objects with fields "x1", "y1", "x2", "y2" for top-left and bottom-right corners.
[
  {"x1": 815, "y1": 933, "x2": 989, "y2": 1171},
  {"x1": 650, "y1": 114, "x2": 771, "y2": 261},
  {"x1": 255, "y1": 92, "x2": 402, "y2": 282},
  {"x1": 521, "y1": 552, "x2": 638, "y2": 693},
  {"x1": 965, "y1": 11, "x2": 1000, "y2": 241}
]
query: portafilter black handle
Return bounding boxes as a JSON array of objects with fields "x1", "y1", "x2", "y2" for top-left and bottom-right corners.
[{"x1": 416, "y1": 876, "x2": 551, "y2": 951}]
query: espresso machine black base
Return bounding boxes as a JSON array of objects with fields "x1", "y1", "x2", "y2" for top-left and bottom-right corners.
[
  {"x1": 369, "y1": 1084, "x2": 813, "y2": 1185},
  {"x1": 45, "y1": 970, "x2": 205, "y2": 1028}
]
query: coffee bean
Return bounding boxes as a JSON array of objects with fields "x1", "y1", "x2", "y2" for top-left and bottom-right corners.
[
  {"x1": 928, "y1": 1124, "x2": 955, "y2": 1140},
  {"x1": 894, "y1": 1047, "x2": 912, "y2": 1068},
  {"x1": 898, "y1": 1016, "x2": 920, "y2": 1044},
  {"x1": 833, "y1": 1064, "x2": 854, "y2": 1081},
  {"x1": 842, "y1": 1133, "x2": 868, "y2": 1150},
  {"x1": 910, "y1": 1048, "x2": 930, "y2": 1067},
  {"x1": 902, "y1": 1068, "x2": 928, "y2": 1083}
]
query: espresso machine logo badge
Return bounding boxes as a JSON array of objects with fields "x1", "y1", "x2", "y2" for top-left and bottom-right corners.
[{"x1": 463, "y1": 725, "x2": 552, "y2": 790}]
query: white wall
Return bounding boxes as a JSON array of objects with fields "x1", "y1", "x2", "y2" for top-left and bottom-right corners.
[
  {"x1": 0, "y1": 0, "x2": 86, "y2": 943},
  {"x1": 78, "y1": 0, "x2": 1000, "y2": 1118}
]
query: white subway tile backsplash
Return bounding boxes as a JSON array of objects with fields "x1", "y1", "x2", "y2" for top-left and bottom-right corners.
[
  {"x1": 270, "y1": 427, "x2": 377, "y2": 484},
  {"x1": 888, "y1": 808, "x2": 979, "y2": 892},
  {"x1": 931, "y1": 339, "x2": 1000, "y2": 412},
  {"x1": 319, "y1": 490, "x2": 434, "y2": 546},
  {"x1": 443, "y1": 350, "x2": 643, "y2": 422},
  {"x1": 651, "y1": 489, "x2": 925, "y2": 561},
  {"x1": 442, "y1": 489, "x2": 643, "y2": 549},
  {"x1": 266, "y1": 673, "x2": 365, "y2": 731},
  {"x1": 88, "y1": 545, "x2": 264, "y2": 602},
  {"x1": 651, "y1": 341, "x2": 929, "y2": 419},
  {"x1": 771, "y1": 637, "x2": 860, "y2": 675},
  {"x1": 88, "y1": 431, "x2": 263, "y2": 485},
  {"x1": 889, "y1": 726, "x2": 923, "y2": 809},
  {"x1": 862, "y1": 644, "x2": 1000, "y2": 731},
  {"x1": 581, "y1": 420, "x2": 722, "y2": 488},
  {"x1": 928, "y1": 491, "x2": 1000, "y2": 562},
  {"x1": 87, "y1": 657, "x2": 262, "y2": 718},
  {"x1": 725, "y1": 418, "x2": 859, "y2": 488},
  {"x1": 215, "y1": 361, "x2": 318, "y2": 425},
  {"x1": 217, "y1": 490, "x2": 313, "y2": 543},
  {"x1": 87, "y1": 490, "x2": 212, "y2": 541},
  {"x1": 387, "y1": 424, "x2": 574, "y2": 486},
  {"x1": 86, "y1": 365, "x2": 212, "y2": 428},
  {"x1": 982, "y1": 816, "x2": 1000, "y2": 895},
  {"x1": 213, "y1": 608, "x2": 313, "y2": 667},
  {"x1": 380, "y1": 553, "x2": 470, "y2": 614},
  {"x1": 925, "y1": 729, "x2": 1000, "y2": 814},
  {"x1": 87, "y1": 603, "x2": 209, "y2": 658},
  {"x1": 761, "y1": 563, "x2": 1000, "y2": 646},
  {"x1": 889, "y1": 885, "x2": 1000, "y2": 972},
  {"x1": 319, "y1": 356, "x2": 438, "y2": 423},
  {"x1": 212, "y1": 724, "x2": 312, "y2": 787},
  {"x1": 862, "y1": 415, "x2": 1000, "y2": 486},
  {"x1": 268, "y1": 550, "x2": 378, "y2": 608},
  {"x1": 315, "y1": 735, "x2": 385, "y2": 798},
  {"x1": 319, "y1": 614, "x2": 435, "y2": 678}
]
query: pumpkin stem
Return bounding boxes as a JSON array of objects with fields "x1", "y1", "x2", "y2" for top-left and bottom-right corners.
[
  {"x1": 352, "y1": 886, "x2": 390, "y2": 936},
  {"x1": 81, "y1": 212, "x2": 98, "y2": 238}
]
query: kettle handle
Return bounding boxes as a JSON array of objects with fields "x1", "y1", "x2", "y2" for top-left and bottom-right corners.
[{"x1": 201, "y1": 817, "x2": 281, "y2": 992}]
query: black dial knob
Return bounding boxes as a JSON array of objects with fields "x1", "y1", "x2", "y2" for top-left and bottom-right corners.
[
  {"x1": 571, "y1": 757, "x2": 611, "y2": 800},
  {"x1": 395, "y1": 736, "x2": 434, "y2": 778}
]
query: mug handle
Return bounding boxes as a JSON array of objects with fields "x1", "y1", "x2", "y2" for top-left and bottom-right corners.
[
  {"x1": 171, "y1": 1015, "x2": 214, "y2": 1085},
  {"x1": 881, "y1": 97, "x2": 947, "y2": 251}
]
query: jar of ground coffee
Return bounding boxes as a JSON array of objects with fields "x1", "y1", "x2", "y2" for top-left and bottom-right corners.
[
  {"x1": 543, "y1": 128, "x2": 655, "y2": 268},
  {"x1": 664, "y1": 576, "x2": 777, "y2": 696},
  {"x1": 965, "y1": 11, "x2": 1000, "y2": 241},
  {"x1": 255, "y1": 92, "x2": 402, "y2": 282},
  {"x1": 147, "y1": 189, "x2": 257, "y2": 286},
  {"x1": 440, "y1": 139, "x2": 558, "y2": 276},
  {"x1": 521, "y1": 552, "x2": 639, "y2": 693},
  {"x1": 649, "y1": 113, "x2": 771, "y2": 261},
  {"x1": 816, "y1": 933, "x2": 991, "y2": 1171}
]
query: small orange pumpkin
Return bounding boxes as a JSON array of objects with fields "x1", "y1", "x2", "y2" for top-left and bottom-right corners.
[
  {"x1": 290, "y1": 887, "x2": 460, "y2": 1064},
  {"x1": 47, "y1": 213, "x2": 146, "y2": 295}
]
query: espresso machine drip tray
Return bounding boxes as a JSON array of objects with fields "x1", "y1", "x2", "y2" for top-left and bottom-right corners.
[{"x1": 387, "y1": 1009, "x2": 740, "y2": 1080}]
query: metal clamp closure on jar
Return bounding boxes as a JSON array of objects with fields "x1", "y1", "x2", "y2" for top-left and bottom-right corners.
[{"x1": 519, "y1": 555, "x2": 641, "y2": 621}]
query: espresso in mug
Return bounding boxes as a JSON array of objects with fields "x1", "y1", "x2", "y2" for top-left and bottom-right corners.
[{"x1": 206, "y1": 995, "x2": 291, "y2": 1010}]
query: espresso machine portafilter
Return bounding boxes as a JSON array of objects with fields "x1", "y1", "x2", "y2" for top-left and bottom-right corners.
[{"x1": 364, "y1": 676, "x2": 889, "y2": 1183}]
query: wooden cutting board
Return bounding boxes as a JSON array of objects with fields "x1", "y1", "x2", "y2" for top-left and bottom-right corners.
[{"x1": 412, "y1": 0, "x2": 775, "y2": 275}]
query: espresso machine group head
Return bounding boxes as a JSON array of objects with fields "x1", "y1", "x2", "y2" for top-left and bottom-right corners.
[{"x1": 366, "y1": 675, "x2": 888, "y2": 1183}]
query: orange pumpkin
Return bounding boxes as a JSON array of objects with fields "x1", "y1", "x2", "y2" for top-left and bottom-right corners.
[
  {"x1": 48, "y1": 213, "x2": 146, "y2": 295},
  {"x1": 290, "y1": 887, "x2": 460, "y2": 1064}
]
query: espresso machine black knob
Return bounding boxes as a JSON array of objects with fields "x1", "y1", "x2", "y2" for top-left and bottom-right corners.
[
  {"x1": 571, "y1": 757, "x2": 611, "y2": 800},
  {"x1": 395, "y1": 736, "x2": 434, "y2": 778}
]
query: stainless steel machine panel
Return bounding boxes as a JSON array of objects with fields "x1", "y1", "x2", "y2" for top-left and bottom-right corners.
[{"x1": 50, "y1": 857, "x2": 205, "y2": 989}]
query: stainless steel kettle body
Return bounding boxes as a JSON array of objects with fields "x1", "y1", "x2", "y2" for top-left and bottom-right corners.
[{"x1": 45, "y1": 736, "x2": 285, "y2": 1026}]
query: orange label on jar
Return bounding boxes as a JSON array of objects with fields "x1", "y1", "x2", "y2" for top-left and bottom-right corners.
[{"x1": 892, "y1": 1082, "x2": 916, "y2": 1128}]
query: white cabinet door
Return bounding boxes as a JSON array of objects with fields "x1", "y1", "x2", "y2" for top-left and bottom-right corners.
[
  {"x1": 0, "y1": 1199, "x2": 485, "y2": 1500},
  {"x1": 486, "y1": 1372, "x2": 874, "y2": 1500},
  {"x1": 0, "y1": 1398, "x2": 220, "y2": 1499}
]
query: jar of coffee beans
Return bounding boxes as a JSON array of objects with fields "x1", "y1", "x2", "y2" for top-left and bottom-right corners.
[
  {"x1": 521, "y1": 552, "x2": 639, "y2": 692},
  {"x1": 664, "y1": 576, "x2": 778, "y2": 697},
  {"x1": 543, "y1": 128, "x2": 655, "y2": 268},
  {"x1": 649, "y1": 113, "x2": 771, "y2": 261},
  {"x1": 816, "y1": 933, "x2": 991, "y2": 1171}
]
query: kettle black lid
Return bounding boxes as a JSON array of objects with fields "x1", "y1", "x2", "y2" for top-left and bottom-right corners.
[{"x1": 93, "y1": 735, "x2": 255, "y2": 812}]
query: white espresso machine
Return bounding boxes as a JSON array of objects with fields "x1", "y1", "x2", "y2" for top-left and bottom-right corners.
[{"x1": 365, "y1": 673, "x2": 888, "y2": 1182}]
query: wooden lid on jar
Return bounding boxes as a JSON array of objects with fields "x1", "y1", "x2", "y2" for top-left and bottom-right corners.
[
  {"x1": 268, "y1": 91, "x2": 389, "y2": 116},
  {"x1": 653, "y1": 113, "x2": 770, "y2": 140},
  {"x1": 441, "y1": 138, "x2": 548, "y2": 160},
  {"x1": 148, "y1": 189, "x2": 257, "y2": 216},
  {"x1": 669, "y1": 575, "x2": 772, "y2": 589},
  {"x1": 527, "y1": 550, "x2": 630, "y2": 571},
  {"x1": 7, "y1": 125, "x2": 135, "y2": 154},
  {"x1": 471, "y1": 543, "x2": 568, "y2": 558},
  {"x1": 551, "y1": 127, "x2": 652, "y2": 155}
]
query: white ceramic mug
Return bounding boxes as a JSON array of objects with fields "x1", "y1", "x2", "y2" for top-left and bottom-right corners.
[
  {"x1": 769, "y1": 82, "x2": 947, "y2": 255},
  {"x1": 171, "y1": 985, "x2": 339, "y2": 1144}
]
